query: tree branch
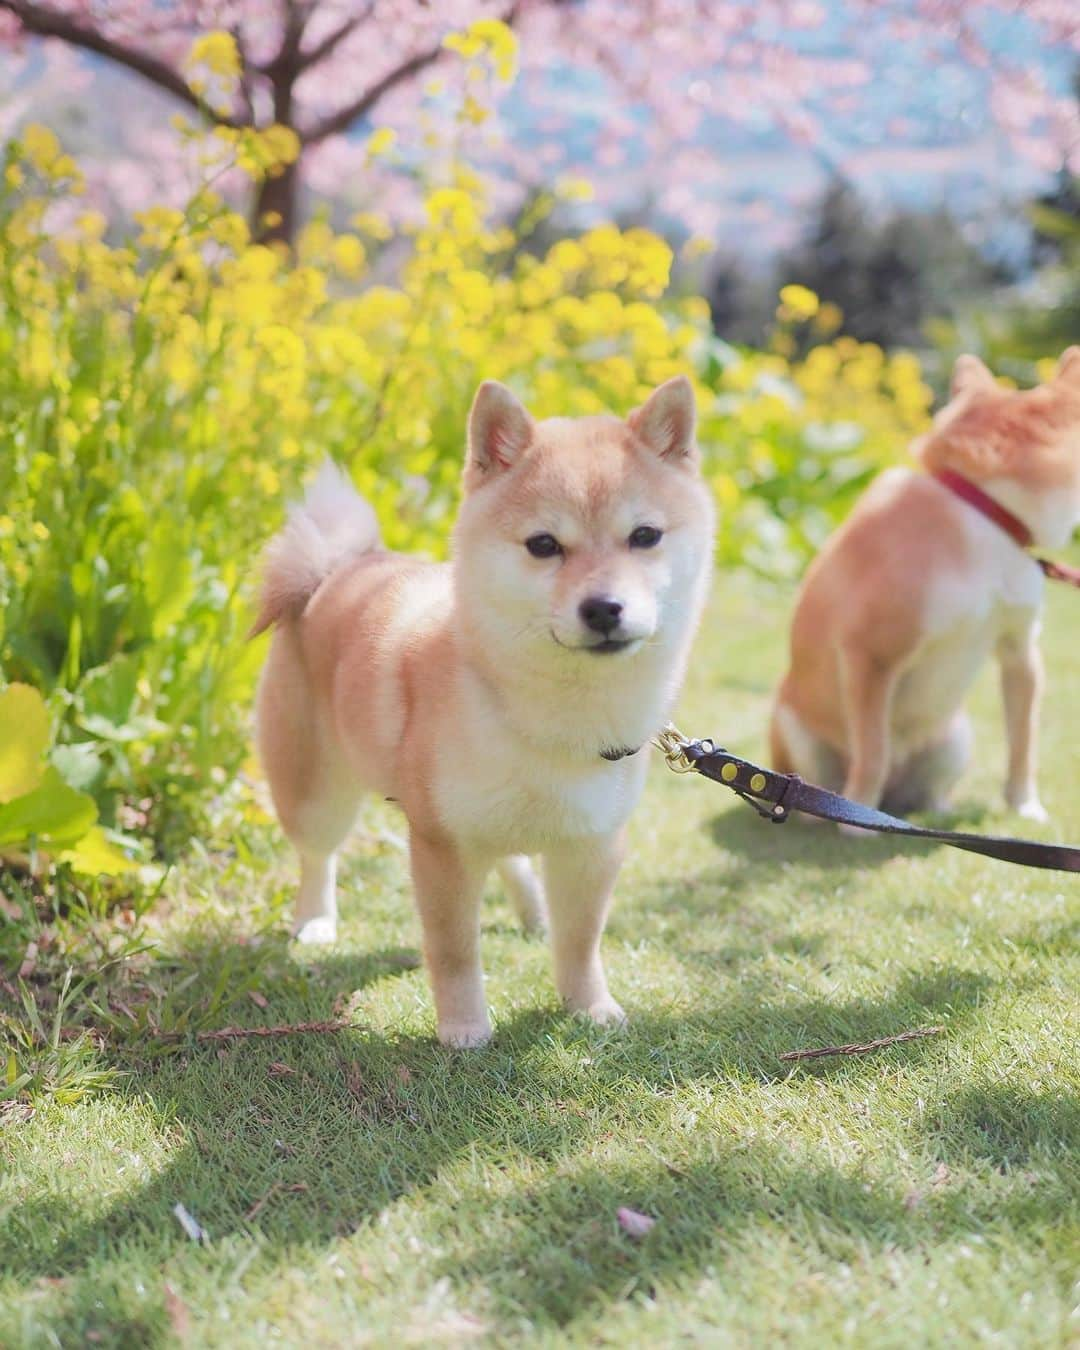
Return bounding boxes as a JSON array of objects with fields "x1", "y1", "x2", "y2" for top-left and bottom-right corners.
[
  {"x1": 296, "y1": 6, "x2": 373, "y2": 75},
  {"x1": 300, "y1": 42, "x2": 443, "y2": 145},
  {"x1": 0, "y1": 0, "x2": 244, "y2": 127},
  {"x1": 301, "y1": 1, "x2": 521, "y2": 147}
]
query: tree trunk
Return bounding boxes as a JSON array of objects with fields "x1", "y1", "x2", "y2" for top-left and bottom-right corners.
[{"x1": 252, "y1": 157, "x2": 300, "y2": 247}]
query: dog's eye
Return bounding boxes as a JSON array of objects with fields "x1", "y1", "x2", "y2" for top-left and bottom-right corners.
[
  {"x1": 628, "y1": 525, "x2": 663, "y2": 549},
  {"x1": 525, "y1": 533, "x2": 562, "y2": 559}
]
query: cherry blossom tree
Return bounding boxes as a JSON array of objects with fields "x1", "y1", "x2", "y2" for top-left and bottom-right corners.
[{"x1": 0, "y1": 0, "x2": 1077, "y2": 244}]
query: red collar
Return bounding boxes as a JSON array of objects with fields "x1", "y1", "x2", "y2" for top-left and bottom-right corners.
[
  {"x1": 932, "y1": 468, "x2": 1080, "y2": 588},
  {"x1": 932, "y1": 469, "x2": 1033, "y2": 548}
]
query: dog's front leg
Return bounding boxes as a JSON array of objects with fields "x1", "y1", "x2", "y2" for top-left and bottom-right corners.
[
  {"x1": 410, "y1": 832, "x2": 491, "y2": 1048},
  {"x1": 998, "y1": 625, "x2": 1047, "y2": 821},
  {"x1": 839, "y1": 649, "x2": 897, "y2": 812},
  {"x1": 543, "y1": 831, "x2": 626, "y2": 1026}
]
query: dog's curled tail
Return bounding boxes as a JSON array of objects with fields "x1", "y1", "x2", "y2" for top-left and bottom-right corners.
[{"x1": 249, "y1": 460, "x2": 382, "y2": 637}]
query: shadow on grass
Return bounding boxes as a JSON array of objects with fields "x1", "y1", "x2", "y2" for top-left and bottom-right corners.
[
  {"x1": 2, "y1": 933, "x2": 995, "y2": 1299},
  {"x1": 446, "y1": 1076, "x2": 1080, "y2": 1329},
  {"x1": 5, "y1": 792, "x2": 1075, "y2": 1344},
  {"x1": 704, "y1": 798, "x2": 1000, "y2": 874}
]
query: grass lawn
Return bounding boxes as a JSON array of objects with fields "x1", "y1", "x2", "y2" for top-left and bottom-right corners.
[{"x1": 2, "y1": 575, "x2": 1078, "y2": 1348}]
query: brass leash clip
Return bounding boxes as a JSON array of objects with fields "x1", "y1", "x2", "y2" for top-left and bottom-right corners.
[{"x1": 652, "y1": 723, "x2": 709, "y2": 773}]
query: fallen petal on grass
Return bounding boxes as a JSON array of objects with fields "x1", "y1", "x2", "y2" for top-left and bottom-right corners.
[
  {"x1": 172, "y1": 1202, "x2": 208, "y2": 1243},
  {"x1": 617, "y1": 1206, "x2": 657, "y2": 1238}
]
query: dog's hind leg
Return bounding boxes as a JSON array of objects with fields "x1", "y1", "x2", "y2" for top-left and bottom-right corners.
[
  {"x1": 883, "y1": 713, "x2": 972, "y2": 817},
  {"x1": 496, "y1": 855, "x2": 547, "y2": 935},
  {"x1": 283, "y1": 760, "x2": 360, "y2": 944},
  {"x1": 280, "y1": 784, "x2": 360, "y2": 945},
  {"x1": 256, "y1": 629, "x2": 361, "y2": 944}
]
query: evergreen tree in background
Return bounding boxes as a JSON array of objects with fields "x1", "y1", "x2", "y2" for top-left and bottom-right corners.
[{"x1": 776, "y1": 177, "x2": 1004, "y2": 350}]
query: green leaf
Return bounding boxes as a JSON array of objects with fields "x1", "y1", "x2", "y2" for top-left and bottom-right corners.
[
  {"x1": 1027, "y1": 203, "x2": 1080, "y2": 241},
  {"x1": 75, "y1": 656, "x2": 163, "y2": 742},
  {"x1": 0, "y1": 684, "x2": 49, "y2": 803},
  {"x1": 0, "y1": 766, "x2": 97, "y2": 849},
  {"x1": 61, "y1": 825, "x2": 136, "y2": 876},
  {"x1": 50, "y1": 742, "x2": 105, "y2": 792},
  {"x1": 144, "y1": 526, "x2": 195, "y2": 638},
  {"x1": 76, "y1": 655, "x2": 138, "y2": 732},
  {"x1": 0, "y1": 1073, "x2": 32, "y2": 1102}
]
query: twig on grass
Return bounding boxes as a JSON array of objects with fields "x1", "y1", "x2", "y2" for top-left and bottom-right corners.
[
  {"x1": 779, "y1": 1025, "x2": 944, "y2": 1062},
  {"x1": 243, "y1": 1180, "x2": 309, "y2": 1221}
]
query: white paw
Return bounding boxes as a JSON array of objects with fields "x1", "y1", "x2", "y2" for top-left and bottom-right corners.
[
  {"x1": 581, "y1": 995, "x2": 627, "y2": 1028},
  {"x1": 291, "y1": 916, "x2": 338, "y2": 945},
  {"x1": 438, "y1": 1019, "x2": 493, "y2": 1049},
  {"x1": 1014, "y1": 798, "x2": 1049, "y2": 824}
]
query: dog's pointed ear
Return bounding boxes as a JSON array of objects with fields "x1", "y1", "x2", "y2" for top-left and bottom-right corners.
[
  {"x1": 950, "y1": 353, "x2": 995, "y2": 399},
  {"x1": 467, "y1": 381, "x2": 534, "y2": 475},
  {"x1": 1055, "y1": 345, "x2": 1080, "y2": 387},
  {"x1": 629, "y1": 375, "x2": 697, "y2": 461}
]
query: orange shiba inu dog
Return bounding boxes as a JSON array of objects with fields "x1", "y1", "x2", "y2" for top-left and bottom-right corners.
[
  {"x1": 771, "y1": 348, "x2": 1080, "y2": 823},
  {"x1": 253, "y1": 377, "x2": 714, "y2": 1046}
]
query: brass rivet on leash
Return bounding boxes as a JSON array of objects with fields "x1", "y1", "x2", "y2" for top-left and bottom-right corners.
[
  {"x1": 721, "y1": 761, "x2": 738, "y2": 782},
  {"x1": 750, "y1": 772, "x2": 767, "y2": 793}
]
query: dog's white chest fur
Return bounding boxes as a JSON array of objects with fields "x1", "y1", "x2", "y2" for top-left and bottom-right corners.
[
  {"x1": 894, "y1": 507, "x2": 1043, "y2": 750},
  {"x1": 431, "y1": 672, "x2": 647, "y2": 853},
  {"x1": 434, "y1": 744, "x2": 640, "y2": 853}
]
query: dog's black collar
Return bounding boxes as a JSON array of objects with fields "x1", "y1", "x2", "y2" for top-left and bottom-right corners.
[{"x1": 600, "y1": 745, "x2": 641, "y2": 762}]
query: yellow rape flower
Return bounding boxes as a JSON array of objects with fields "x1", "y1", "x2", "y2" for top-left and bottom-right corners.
[
  {"x1": 460, "y1": 95, "x2": 490, "y2": 125},
  {"x1": 445, "y1": 18, "x2": 518, "y2": 81},
  {"x1": 681, "y1": 236, "x2": 715, "y2": 262},
  {"x1": 350, "y1": 211, "x2": 393, "y2": 241},
  {"x1": 258, "y1": 124, "x2": 300, "y2": 168},
  {"x1": 187, "y1": 31, "x2": 241, "y2": 81},
  {"x1": 556, "y1": 178, "x2": 594, "y2": 202},
  {"x1": 778, "y1": 284, "x2": 820, "y2": 321},
  {"x1": 77, "y1": 211, "x2": 107, "y2": 240},
  {"x1": 135, "y1": 206, "x2": 185, "y2": 249},
  {"x1": 813, "y1": 300, "x2": 843, "y2": 335},
  {"x1": 331, "y1": 235, "x2": 367, "y2": 278},
  {"x1": 21, "y1": 123, "x2": 60, "y2": 173},
  {"x1": 366, "y1": 128, "x2": 397, "y2": 158},
  {"x1": 209, "y1": 211, "x2": 250, "y2": 253}
]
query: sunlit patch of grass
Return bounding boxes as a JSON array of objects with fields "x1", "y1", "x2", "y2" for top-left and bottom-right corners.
[{"x1": 1, "y1": 576, "x2": 1078, "y2": 1346}]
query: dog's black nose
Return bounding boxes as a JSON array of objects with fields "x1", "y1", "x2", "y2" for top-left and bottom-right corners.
[{"x1": 579, "y1": 595, "x2": 624, "y2": 635}]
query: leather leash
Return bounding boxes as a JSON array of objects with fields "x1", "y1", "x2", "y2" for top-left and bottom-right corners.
[{"x1": 652, "y1": 728, "x2": 1080, "y2": 874}]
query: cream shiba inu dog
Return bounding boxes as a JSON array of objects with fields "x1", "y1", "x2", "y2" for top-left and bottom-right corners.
[
  {"x1": 771, "y1": 348, "x2": 1080, "y2": 822},
  {"x1": 253, "y1": 377, "x2": 714, "y2": 1046}
]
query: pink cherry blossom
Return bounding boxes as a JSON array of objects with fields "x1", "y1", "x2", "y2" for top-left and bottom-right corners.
[{"x1": 0, "y1": 0, "x2": 1074, "y2": 242}]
